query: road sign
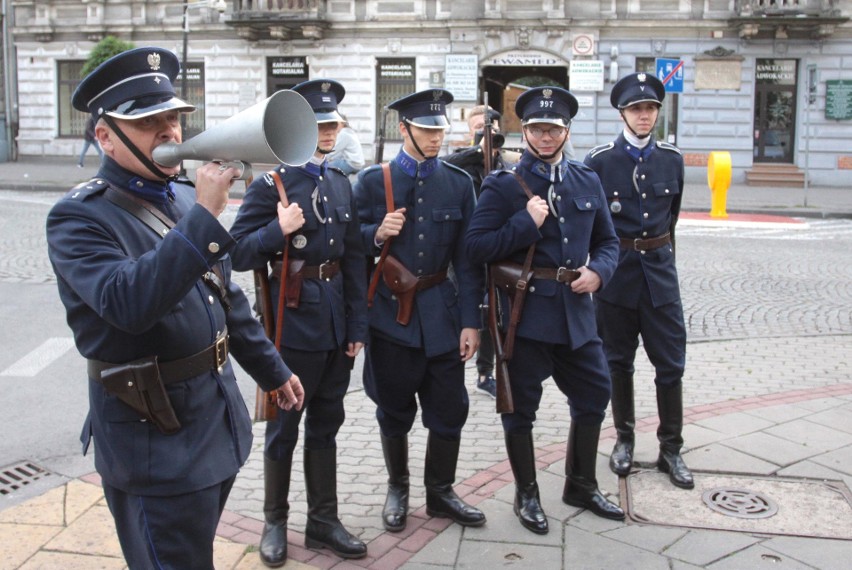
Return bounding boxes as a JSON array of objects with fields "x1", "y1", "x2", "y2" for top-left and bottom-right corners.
[{"x1": 656, "y1": 58, "x2": 684, "y2": 93}]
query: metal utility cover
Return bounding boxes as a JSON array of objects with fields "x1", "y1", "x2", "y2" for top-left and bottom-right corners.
[{"x1": 623, "y1": 470, "x2": 852, "y2": 540}]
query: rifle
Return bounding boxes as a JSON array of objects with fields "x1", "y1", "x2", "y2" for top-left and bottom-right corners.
[
  {"x1": 482, "y1": 93, "x2": 493, "y2": 175},
  {"x1": 374, "y1": 106, "x2": 389, "y2": 165},
  {"x1": 488, "y1": 271, "x2": 514, "y2": 414},
  {"x1": 253, "y1": 268, "x2": 279, "y2": 422}
]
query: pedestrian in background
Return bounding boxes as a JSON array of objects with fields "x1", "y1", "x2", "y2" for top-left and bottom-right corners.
[
  {"x1": 46, "y1": 47, "x2": 304, "y2": 569},
  {"x1": 77, "y1": 114, "x2": 103, "y2": 167},
  {"x1": 353, "y1": 88, "x2": 486, "y2": 534},
  {"x1": 327, "y1": 115, "x2": 365, "y2": 175},
  {"x1": 585, "y1": 72, "x2": 693, "y2": 489},
  {"x1": 230, "y1": 79, "x2": 368, "y2": 566},
  {"x1": 466, "y1": 86, "x2": 623, "y2": 535}
]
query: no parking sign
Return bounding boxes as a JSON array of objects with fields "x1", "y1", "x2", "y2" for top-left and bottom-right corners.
[{"x1": 655, "y1": 58, "x2": 684, "y2": 93}]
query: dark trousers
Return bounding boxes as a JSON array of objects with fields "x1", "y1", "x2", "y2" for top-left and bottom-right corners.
[
  {"x1": 265, "y1": 346, "x2": 351, "y2": 460},
  {"x1": 364, "y1": 333, "x2": 469, "y2": 440},
  {"x1": 595, "y1": 291, "x2": 686, "y2": 385},
  {"x1": 103, "y1": 476, "x2": 235, "y2": 570},
  {"x1": 476, "y1": 326, "x2": 495, "y2": 377},
  {"x1": 501, "y1": 336, "x2": 611, "y2": 434}
]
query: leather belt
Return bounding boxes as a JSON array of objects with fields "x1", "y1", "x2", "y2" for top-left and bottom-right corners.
[
  {"x1": 619, "y1": 233, "x2": 671, "y2": 252},
  {"x1": 415, "y1": 269, "x2": 448, "y2": 291},
  {"x1": 87, "y1": 329, "x2": 229, "y2": 385},
  {"x1": 531, "y1": 266, "x2": 582, "y2": 284},
  {"x1": 272, "y1": 259, "x2": 341, "y2": 281}
]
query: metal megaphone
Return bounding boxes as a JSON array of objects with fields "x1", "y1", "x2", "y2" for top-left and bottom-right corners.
[{"x1": 152, "y1": 90, "x2": 318, "y2": 180}]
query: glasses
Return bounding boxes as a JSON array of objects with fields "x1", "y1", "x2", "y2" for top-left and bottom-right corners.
[{"x1": 525, "y1": 125, "x2": 567, "y2": 139}]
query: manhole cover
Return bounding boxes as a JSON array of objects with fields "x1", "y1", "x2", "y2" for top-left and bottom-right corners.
[
  {"x1": 622, "y1": 470, "x2": 852, "y2": 539},
  {"x1": 0, "y1": 461, "x2": 52, "y2": 495},
  {"x1": 702, "y1": 487, "x2": 778, "y2": 519}
]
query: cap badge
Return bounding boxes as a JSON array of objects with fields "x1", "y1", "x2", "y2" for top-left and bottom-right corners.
[
  {"x1": 321, "y1": 82, "x2": 331, "y2": 92},
  {"x1": 637, "y1": 73, "x2": 646, "y2": 83},
  {"x1": 542, "y1": 88, "x2": 553, "y2": 99},
  {"x1": 432, "y1": 90, "x2": 443, "y2": 101},
  {"x1": 147, "y1": 52, "x2": 161, "y2": 71}
]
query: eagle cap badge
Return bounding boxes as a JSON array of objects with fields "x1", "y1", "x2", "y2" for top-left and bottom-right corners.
[
  {"x1": 147, "y1": 52, "x2": 161, "y2": 71},
  {"x1": 542, "y1": 88, "x2": 553, "y2": 99}
]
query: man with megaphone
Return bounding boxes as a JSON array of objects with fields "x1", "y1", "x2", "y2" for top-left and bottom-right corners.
[
  {"x1": 46, "y1": 47, "x2": 305, "y2": 570},
  {"x1": 229, "y1": 79, "x2": 369, "y2": 566}
]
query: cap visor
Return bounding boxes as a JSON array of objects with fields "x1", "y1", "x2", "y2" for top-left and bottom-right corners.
[
  {"x1": 315, "y1": 110, "x2": 345, "y2": 123},
  {"x1": 619, "y1": 98, "x2": 662, "y2": 109},
  {"x1": 523, "y1": 117, "x2": 570, "y2": 127},
  {"x1": 106, "y1": 97, "x2": 196, "y2": 120},
  {"x1": 407, "y1": 115, "x2": 450, "y2": 129}
]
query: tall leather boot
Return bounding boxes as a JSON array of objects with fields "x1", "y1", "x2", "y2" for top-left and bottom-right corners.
[
  {"x1": 505, "y1": 432, "x2": 548, "y2": 534},
  {"x1": 656, "y1": 383, "x2": 694, "y2": 489},
  {"x1": 259, "y1": 455, "x2": 291, "y2": 568},
  {"x1": 562, "y1": 422, "x2": 625, "y2": 521},
  {"x1": 380, "y1": 434, "x2": 410, "y2": 532},
  {"x1": 424, "y1": 433, "x2": 486, "y2": 527},
  {"x1": 609, "y1": 370, "x2": 635, "y2": 476},
  {"x1": 303, "y1": 448, "x2": 367, "y2": 559}
]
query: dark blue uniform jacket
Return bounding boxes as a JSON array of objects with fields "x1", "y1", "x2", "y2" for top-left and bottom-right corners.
[
  {"x1": 466, "y1": 151, "x2": 619, "y2": 351},
  {"x1": 354, "y1": 152, "x2": 483, "y2": 358},
  {"x1": 46, "y1": 158, "x2": 291, "y2": 497},
  {"x1": 584, "y1": 133, "x2": 684, "y2": 308},
  {"x1": 229, "y1": 163, "x2": 368, "y2": 351}
]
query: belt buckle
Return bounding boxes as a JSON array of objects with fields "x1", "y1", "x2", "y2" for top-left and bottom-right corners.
[
  {"x1": 633, "y1": 238, "x2": 643, "y2": 252},
  {"x1": 214, "y1": 334, "x2": 228, "y2": 369},
  {"x1": 319, "y1": 261, "x2": 332, "y2": 281},
  {"x1": 556, "y1": 266, "x2": 569, "y2": 283}
]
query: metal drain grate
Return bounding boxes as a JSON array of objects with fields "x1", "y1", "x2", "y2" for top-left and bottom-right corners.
[
  {"x1": 0, "y1": 461, "x2": 52, "y2": 495},
  {"x1": 702, "y1": 487, "x2": 778, "y2": 519}
]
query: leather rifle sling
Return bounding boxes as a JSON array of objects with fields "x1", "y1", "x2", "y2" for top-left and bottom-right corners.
[
  {"x1": 366, "y1": 162, "x2": 395, "y2": 307},
  {"x1": 268, "y1": 170, "x2": 290, "y2": 350},
  {"x1": 500, "y1": 172, "x2": 537, "y2": 361}
]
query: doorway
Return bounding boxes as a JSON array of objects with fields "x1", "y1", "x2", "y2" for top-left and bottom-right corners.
[
  {"x1": 480, "y1": 65, "x2": 568, "y2": 138},
  {"x1": 754, "y1": 59, "x2": 797, "y2": 164}
]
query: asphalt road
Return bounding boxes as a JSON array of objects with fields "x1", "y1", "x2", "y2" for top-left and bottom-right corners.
[{"x1": 1, "y1": 189, "x2": 850, "y2": 508}]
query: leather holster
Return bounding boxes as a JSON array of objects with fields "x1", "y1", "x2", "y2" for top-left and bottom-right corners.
[{"x1": 381, "y1": 255, "x2": 419, "y2": 326}]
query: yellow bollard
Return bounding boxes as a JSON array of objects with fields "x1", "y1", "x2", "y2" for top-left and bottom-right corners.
[{"x1": 707, "y1": 151, "x2": 731, "y2": 218}]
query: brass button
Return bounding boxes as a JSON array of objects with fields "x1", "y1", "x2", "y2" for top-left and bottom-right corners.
[{"x1": 208, "y1": 242, "x2": 220, "y2": 253}]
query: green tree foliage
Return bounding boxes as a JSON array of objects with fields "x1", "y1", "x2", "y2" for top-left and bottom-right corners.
[{"x1": 81, "y1": 36, "x2": 136, "y2": 78}]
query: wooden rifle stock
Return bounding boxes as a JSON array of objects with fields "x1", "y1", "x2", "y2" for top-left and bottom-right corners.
[
  {"x1": 488, "y1": 270, "x2": 514, "y2": 414},
  {"x1": 253, "y1": 268, "x2": 279, "y2": 422}
]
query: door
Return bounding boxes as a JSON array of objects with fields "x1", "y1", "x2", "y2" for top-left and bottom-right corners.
[{"x1": 754, "y1": 59, "x2": 797, "y2": 163}]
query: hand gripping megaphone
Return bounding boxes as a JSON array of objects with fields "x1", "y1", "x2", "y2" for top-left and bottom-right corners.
[{"x1": 152, "y1": 90, "x2": 318, "y2": 179}]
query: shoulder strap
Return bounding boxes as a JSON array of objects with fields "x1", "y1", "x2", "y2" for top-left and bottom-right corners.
[
  {"x1": 268, "y1": 169, "x2": 290, "y2": 350},
  {"x1": 367, "y1": 163, "x2": 395, "y2": 307},
  {"x1": 104, "y1": 187, "x2": 175, "y2": 238}
]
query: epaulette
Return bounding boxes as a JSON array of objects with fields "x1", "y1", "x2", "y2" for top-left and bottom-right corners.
[
  {"x1": 494, "y1": 168, "x2": 516, "y2": 177},
  {"x1": 441, "y1": 160, "x2": 471, "y2": 179},
  {"x1": 66, "y1": 178, "x2": 108, "y2": 201},
  {"x1": 261, "y1": 167, "x2": 288, "y2": 188},
  {"x1": 588, "y1": 142, "x2": 615, "y2": 158},
  {"x1": 326, "y1": 165, "x2": 347, "y2": 177},
  {"x1": 656, "y1": 141, "x2": 682, "y2": 155}
]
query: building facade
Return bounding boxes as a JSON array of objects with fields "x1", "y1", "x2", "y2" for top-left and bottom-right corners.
[{"x1": 4, "y1": 0, "x2": 851, "y2": 186}]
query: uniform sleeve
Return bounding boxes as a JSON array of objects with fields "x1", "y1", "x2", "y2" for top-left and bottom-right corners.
[
  {"x1": 451, "y1": 179, "x2": 485, "y2": 329},
  {"x1": 465, "y1": 174, "x2": 541, "y2": 267},
  {"x1": 342, "y1": 188, "x2": 369, "y2": 343},
  {"x1": 585, "y1": 177, "x2": 620, "y2": 287},
  {"x1": 353, "y1": 169, "x2": 383, "y2": 256},
  {"x1": 47, "y1": 197, "x2": 234, "y2": 335},
  {"x1": 229, "y1": 174, "x2": 287, "y2": 272}
]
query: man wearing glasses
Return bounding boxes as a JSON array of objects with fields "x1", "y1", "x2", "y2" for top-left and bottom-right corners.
[{"x1": 465, "y1": 87, "x2": 622, "y2": 535}]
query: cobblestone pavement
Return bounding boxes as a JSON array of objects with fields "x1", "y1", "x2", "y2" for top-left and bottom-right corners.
[{"x1": 2, "y1": 189, "x2": 851, "y2": 569}]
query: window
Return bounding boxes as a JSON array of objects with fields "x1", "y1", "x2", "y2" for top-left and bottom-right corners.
[
  {"x1": 636, "y1": 57, "x2": 678, "y2": 144},
  {"x1": 58, "y1": 61, "x2": 87, "y2": 137},
  {"x1": 375, "y1": 58, "x2": 416, "y2": 141},
  {"x1": 173, "y1": 62, "x2": 206, "y2": 140}
]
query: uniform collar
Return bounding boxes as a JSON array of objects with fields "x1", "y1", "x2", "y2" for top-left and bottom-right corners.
[
  {"x1": 300, "y1": 155, "x2": 327, "y2": 180},
  {"x1": 618, "y1": 132, "x2": 656, "y2": 164},
  {"x1": 394, "y1": 149, "x2": 439, "y2": 179},
  {"x1": 519, "y1": 151, "x2": 568, "y2": 183},
  {"x1": 99, "y1": 156, "x2": 175, "y2": 205}
]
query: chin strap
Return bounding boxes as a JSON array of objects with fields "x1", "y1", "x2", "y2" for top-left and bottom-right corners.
[
  {"x1": 403, "y1": 121, "x2": 438, "y2": 160},
  {"x1": 620, "y1": 110, "x2": 658, "y2": 141},
  {"x1": 102, "y1": 114, "x2": 177, "y2": 181}
]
